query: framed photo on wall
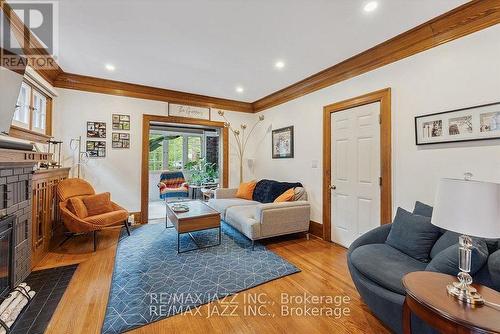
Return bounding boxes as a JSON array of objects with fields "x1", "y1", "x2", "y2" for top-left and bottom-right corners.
[
  {"x1": 415, "y1": 102, "x2": 500, "y2": 145},
  {"x1": 112, "y1": 114, "x2": 131, "y2": 130},
  {"x1": 272, "y1": 126, "x2": 294, "y2": 159},
  {"x1": 112, "y1": 132, "x2": 130, "y2": 149},
  {"x1": 86, "y1": 140, "x2": 106, "y2": 158},
  {"x1": 87, "y1": 121, "x2": 106, "y2": 138}
]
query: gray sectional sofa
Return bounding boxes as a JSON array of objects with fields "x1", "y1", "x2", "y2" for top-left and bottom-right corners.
[
  {"x1": 347, "y1": 201, "x2": 500, "y2": 334},
  {"x1": 208, "y1": 180, "x2": 310, "y2": 246}
]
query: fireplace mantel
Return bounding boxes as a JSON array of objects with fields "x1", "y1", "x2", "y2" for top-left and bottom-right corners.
[{"x1": 0, "y1": 148, "x2": 52, "y2": 164}]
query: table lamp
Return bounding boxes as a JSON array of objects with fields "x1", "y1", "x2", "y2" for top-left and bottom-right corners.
[{"x1": 431, "y1": 174, "x2": 500, "y2": 305}]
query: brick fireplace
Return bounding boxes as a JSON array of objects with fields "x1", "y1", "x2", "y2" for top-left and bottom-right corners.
[{"x1": 0, "y1": 162, "x2": 35, "y2": 290}]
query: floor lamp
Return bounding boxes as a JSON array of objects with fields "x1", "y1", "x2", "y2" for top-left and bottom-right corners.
[{"x1": 217, "y1": 110, "x2": 264, "y2": 183}]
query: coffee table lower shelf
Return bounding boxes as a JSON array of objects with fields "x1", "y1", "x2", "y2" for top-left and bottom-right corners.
[{"x1": 177, "y1": 226, "x2": 221, "y2": 253}]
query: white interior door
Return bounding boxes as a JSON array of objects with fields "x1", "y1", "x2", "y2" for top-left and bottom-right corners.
[{"x1": 330, "y1": 102, "x2": 381, "y2": 247}]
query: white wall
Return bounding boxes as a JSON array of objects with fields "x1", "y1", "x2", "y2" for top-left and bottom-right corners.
[
  {"x1": 52, "y1": 25, "x2": 500, "y2": 221},
  {"x1": 53, "y1": 89, "x2": 256, "y2": 212},
  {"x1": 251, "y1": 25, "x2": 500, "y2": 223}
]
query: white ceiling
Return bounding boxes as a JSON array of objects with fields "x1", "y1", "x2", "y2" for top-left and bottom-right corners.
[{"x1": 55, "y1": 0, "x2": 468, "y2": 102}]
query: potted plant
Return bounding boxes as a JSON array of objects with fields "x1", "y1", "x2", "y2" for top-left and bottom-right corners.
[{"x1": 184, "y1": 158, "x2": 218, "y2": 186}]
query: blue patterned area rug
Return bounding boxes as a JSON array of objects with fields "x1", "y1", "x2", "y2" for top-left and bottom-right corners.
[{"x1": 101, "y1": 222, "x2": 300, "y2": 334}]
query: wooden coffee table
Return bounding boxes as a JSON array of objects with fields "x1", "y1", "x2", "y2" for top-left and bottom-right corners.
[{"x1": 166, "y1": 200, "x2": 221, "y2": 253}]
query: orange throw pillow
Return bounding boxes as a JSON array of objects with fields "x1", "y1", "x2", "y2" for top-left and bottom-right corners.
[
  {"x1": 274, "y1": 188, "x2": 295, "y2": 203},
  {"x1": 67, "y1": 197, "x2": 88, "y2": 218},
  {"x1": 236, "y1": 181, "x2": 257, "y2": 200},
  {"x1": 82, "y1": 192, "x2": 114, "y2": 216}
]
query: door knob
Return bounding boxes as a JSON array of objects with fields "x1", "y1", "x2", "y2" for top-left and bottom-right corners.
[{"x1": 329, "y1": 185, "x2": 337, "y2": 190}]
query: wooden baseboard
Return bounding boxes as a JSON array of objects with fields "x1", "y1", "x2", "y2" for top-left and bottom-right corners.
[{"x1": 309, "y1": 220, "x2": 323, "y2": 239}]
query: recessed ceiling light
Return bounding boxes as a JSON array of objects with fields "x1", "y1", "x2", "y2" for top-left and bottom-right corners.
[
  {"x1": 105, "y1": 64, "x2": 116, "y2": 71},
  {"x1": 275, "y1": 60, "x2": 285, "y2": 69},
  {"x1": 235, "y1": 86, "x2": 244, "y2": 93},
  {"x1": 364, "y1": 1, "x2": 378, "y2": 12}
]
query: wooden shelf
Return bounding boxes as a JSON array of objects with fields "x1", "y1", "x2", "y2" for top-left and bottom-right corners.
[{"x1": 9, "y1": 125, "x2": 52, "y2": 144}]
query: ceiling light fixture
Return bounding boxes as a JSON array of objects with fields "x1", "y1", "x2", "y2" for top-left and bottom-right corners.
[
  {"x1": 363, "y1": 1, "x2": 378, "y2": 12},
  {"x1": 275, "y1": 60, "x2": 285, "y2": 69},
  {"x1": 235, "y1": 86, "x2": 244, "y2": 93},
  {"x1": 105, "y1": 64, "x2": 116, "y2": 71}
]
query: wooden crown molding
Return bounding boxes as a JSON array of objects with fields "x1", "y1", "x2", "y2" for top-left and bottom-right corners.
[
  {"x1": 0, "y1": 0, "x2": 63, "y2": 84},
  {"x1": 3, "y1": 0, "x2": 499, "y2": 113},
  {"x1": 53, "y1": 72, "x2": 254, "y2": 113},
  {"x1": 252, "y1": 0, "x2": 500, "y2": 112}
]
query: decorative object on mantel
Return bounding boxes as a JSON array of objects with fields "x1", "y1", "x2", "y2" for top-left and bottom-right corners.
[
  {"x1": 431, "y1": 173, "x2": 500, "y2": 305},
  {"x1": 169, "y1": 103, "x2": 210, "y2": 120},
  {"x1": 272, "y1": 126, "x2": 294, "y2": 159},
  {"x1": 69, "y1": 136, "x2": 89, "y2": 178},
  {"x1": 39, "y1": 140, "x2": 63, "y2": 169},
  {"x1": 112, "y1": 114, "x2": 130, "y2": 130},
  {"x1": 415, "y1": 101, "x2": 500, "y2": 145},
  {"x1": 86, "y1": 141, "x2": 106, "y2": 158},
  {"x1": 217, "y1": 110, "x2": 264, "y2": 183},
  {"x1": 0, "y1": 283, "x2": 35, "y2": 334},
  {"x1": 86, "y1": 121, "x2": 106, "y2": 138},
  {"x1": 112, "y1": 133, "x2": 130, "y2": 149}
]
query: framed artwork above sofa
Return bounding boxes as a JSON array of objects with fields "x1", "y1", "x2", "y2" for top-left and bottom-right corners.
[{"x1": 272, "y1": 126, "x2": 294, "y2": 159}]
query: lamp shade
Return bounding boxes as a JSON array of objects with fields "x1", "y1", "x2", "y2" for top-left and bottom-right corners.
[{"x1": 431, "y1": 178, "x2": 500, "y2": 238}]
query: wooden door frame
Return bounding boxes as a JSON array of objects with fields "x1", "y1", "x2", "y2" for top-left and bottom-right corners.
[
  {"x1": 322, "y1": 88, "x2": 392, "y2": 242},
  {"x1": 141, "y1": 114, "x2": 229, "y2": 224}
]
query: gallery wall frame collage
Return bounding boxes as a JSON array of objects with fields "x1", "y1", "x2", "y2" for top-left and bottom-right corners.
[
  {"x1": 415, "y1": 102, "x2": 500, "y2": 145},
  {"x1": 86, "y1": 114, "x2": 131, "y2": 158}
]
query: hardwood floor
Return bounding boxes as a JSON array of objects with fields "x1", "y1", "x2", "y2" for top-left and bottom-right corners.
[{"x1": 35, "y1": 228, "x2": 389, "y2": 334}]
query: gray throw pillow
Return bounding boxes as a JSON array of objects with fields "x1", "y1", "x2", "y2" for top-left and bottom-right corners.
[
  {"x1": 426, "y1": 239, "x2": 489, "y2": 276},
  {"x1": 386, "y1": 207, "x2": 441, "y2": 262},
  {"x1": 488, "y1": 250, "x2": 500, "y2": 290},
  {"x1": 430, "y1": 230, "x2": 461, "y2": 259},
  {"x1": 413, "y1": 201, "x2": 433, "y2": 218}
]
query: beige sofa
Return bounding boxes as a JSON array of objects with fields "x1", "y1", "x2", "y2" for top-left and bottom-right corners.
[{"x1": 208, "y1": 187, "x2": 310, "y2": 248}]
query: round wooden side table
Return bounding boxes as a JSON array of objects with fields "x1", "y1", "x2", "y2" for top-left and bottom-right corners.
[{"x1": 402, "y1": 271, "x2": 500, "y2": 334}]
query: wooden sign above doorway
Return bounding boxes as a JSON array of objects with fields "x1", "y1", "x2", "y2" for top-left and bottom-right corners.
[{"x1": 168, "y1": 103, "x2": 210, "y2": 120}]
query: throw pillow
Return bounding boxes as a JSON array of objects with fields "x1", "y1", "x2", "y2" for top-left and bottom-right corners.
[
  {"x1": 413, "y1": 201, "x2": 433, "y2": 218},
  {"x1": 488, "y1": 250, "x2": 500, "y2": 291},
  {"x1": 430, "y1": 230, "x2": 461, "y2": 259},
  {"x1": 426, "y1": 239, "x2": 489, "y2": 276},
  {"x1": 236, "y1": 181, "x2": 257, "y2": 200},
  {"x1": 386, "y1": 207, "x2": 441, "y2": 262},
  {"x1": 83, "y1": 192, "x2": 114, "y2": 216},
  {"x1": 294, "y1": 187, "x2": 307, "y2": 201},
  {"x1": 274, "y1": 188, "x2": 295, "y2": 203},
  {"x1": 67, "y1": 197, "x2": 88, "y2": 219}
]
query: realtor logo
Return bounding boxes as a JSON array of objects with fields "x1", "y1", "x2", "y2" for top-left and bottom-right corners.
[{"x1": 1, "y1": 0, "x2": 58, "y2": 68}]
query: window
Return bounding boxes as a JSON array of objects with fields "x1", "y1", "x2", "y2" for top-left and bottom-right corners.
[
  {"x1": 12, "y1": 81, "x2": 51, "y2": 136},
  {"x1": 32, "y1": 90, "x2": 47, "y2": 132},
  {"x1": 149, "y1": 134, "x2": 164, "y2": 171},
  {"x1": 13, "y1": 82, "x2": 31, "y2": 128},
  {"x1": 187, "y1": 136, "x2": 202, "y2": 162},
  {"x1": 149, "y1": 131, "x2": 218, "y2": 172},
  {"x1": 167, "y1": 136, "x2": 183, "y2": 170}
]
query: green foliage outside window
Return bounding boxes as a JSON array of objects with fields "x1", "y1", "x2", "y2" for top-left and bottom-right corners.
[
  {"x1": 149, "y1": 134, "x2": 163, "y2": 171},
  {"x1": 187, "y1": 136, "x2": 201, "y2": 162},
  {"x1": 167, "y1": 136, "x2": 183, "y2": 170}
]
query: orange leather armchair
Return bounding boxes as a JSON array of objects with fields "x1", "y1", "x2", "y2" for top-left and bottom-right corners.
[{"x1": 57, "y1": 178, "x2": 131, "y2": 251}]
